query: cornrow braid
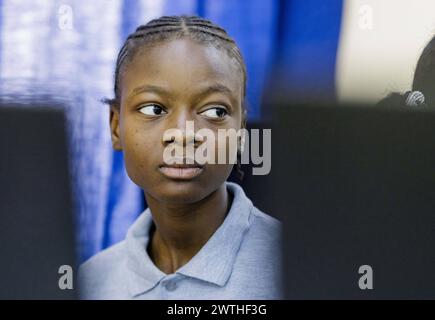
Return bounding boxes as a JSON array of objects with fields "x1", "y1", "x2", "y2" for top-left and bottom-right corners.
[{"x1": 104, "y1": 15, "x2": 247, "y2": 180}]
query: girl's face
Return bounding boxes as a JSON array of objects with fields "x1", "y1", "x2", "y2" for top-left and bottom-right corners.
[{"x1": 110, "y1": 38, "x2": 244, "y2": 204}]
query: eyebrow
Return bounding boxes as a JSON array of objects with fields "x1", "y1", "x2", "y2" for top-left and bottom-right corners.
[
  {"x1": 130, "y1": 83, "x2": 236, "y2": 100},
  {"x1": 132, "y1": 84, "x2": 169, "y2": 96}
]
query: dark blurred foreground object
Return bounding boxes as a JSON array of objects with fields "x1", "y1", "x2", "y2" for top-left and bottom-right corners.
[
  {"x1": 274, "y1": 103, "x2": 435, "y2": 299},
  {"x1": 0, "y1": 104, "x2": 77, "y2": 299}
]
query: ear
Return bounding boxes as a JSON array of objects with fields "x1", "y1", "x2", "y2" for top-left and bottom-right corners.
[
  {"x1": 109, "y1": 106, "x2": 122, "y2": 151},
  {"x1": 241, "y1": 108, "x2": 247, "y2": 129}
]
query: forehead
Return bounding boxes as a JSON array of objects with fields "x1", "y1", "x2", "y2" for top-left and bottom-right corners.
[{"x1": 120, "y1": 37, "x2": 243, "y2": 101}]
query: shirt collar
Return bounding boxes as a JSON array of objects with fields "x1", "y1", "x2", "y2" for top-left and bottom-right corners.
[{"x1": 125, "y1": 182, "x2": 253, "y2": 298}]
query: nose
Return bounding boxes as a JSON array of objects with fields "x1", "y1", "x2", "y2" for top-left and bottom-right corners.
[{"x1": 162, "y1": 108, "x2": 203, "y2": 147}]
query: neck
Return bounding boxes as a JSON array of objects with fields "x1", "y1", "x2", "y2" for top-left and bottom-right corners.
[{"x1": 145, "y1": 183, "x2": 232, "y2": 274}]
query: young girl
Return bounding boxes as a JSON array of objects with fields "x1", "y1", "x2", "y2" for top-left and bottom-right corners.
[{"x1": 78, "y1": 15, "x2": 282, "y2": 300}]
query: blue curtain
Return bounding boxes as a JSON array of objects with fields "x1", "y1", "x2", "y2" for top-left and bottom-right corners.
[
  {"x1": 0, "y1": 0, "x2": 343, "y2": 263},
  {"x1": 274, "y1": 0, "x2": 343, "y2": 102}
]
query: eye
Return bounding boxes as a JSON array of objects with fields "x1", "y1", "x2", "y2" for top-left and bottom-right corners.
[
  {"x1": 138, "y1": 104, "x2": 167, "y2": 116},
  {"x1": 200, "y1": 106, "x2": 228, "y2": 119}
]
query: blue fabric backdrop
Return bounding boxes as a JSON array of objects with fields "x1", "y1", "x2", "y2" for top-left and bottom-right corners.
[{"x1": 0, "y1": 0, "x2": 343, "y2": 262}]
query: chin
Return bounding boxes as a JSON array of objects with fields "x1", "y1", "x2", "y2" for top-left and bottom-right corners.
[{"x1": 151, "y1": 180, "x2": 213, "y2": 205}]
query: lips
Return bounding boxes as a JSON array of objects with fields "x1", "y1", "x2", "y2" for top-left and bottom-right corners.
[{"x1": 158, "y1": 162, "x2": 204, "y2": 180}]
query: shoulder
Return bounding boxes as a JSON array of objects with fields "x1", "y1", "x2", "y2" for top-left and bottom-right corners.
[
  {"x1": 237, "y1": 201, "x2": 282, "y2": 259},
  {"x1": 226, "y1": 181, "x2": 281, "y2": 235},
  {"x1": 78, "y1": 241, "x2": 128, "y2": 298},
  {"x1": 241, "y1": 205, "x2": 282, "y2": 266},
  {"x1": 250, "y1": 206, "x2": 281, "y2": 227},
  {"x1": 232, "y1": 205, "x2": 283, "y2": 298},
  {"x1": 248, "y1": 206, "x2": 282, "y2": 241}
]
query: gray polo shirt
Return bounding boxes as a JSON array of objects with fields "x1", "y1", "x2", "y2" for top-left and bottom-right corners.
[{"x1": 78, "y1": 182, "x2": 282, "y2": 299}]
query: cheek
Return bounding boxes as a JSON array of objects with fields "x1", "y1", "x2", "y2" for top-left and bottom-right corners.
[{"x1": 120, "y1": 117, "x2": 163, "y2": 184}]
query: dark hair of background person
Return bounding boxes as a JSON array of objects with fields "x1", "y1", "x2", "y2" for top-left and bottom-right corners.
[{"x1": 377, "y1": 35, "x2": 435, "y2": 108}]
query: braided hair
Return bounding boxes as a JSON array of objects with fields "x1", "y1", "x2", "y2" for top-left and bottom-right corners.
[{"x1": 104, "y1": 15, "x2": 247, "y2": 179}]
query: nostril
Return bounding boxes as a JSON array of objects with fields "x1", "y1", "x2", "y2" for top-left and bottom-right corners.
[
  {"x1": 162, "y1": 128, "x2": 181, "y2": 144},
  {"x1": 194, "y1": 132, "x2": 204, "y2": 143}
]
